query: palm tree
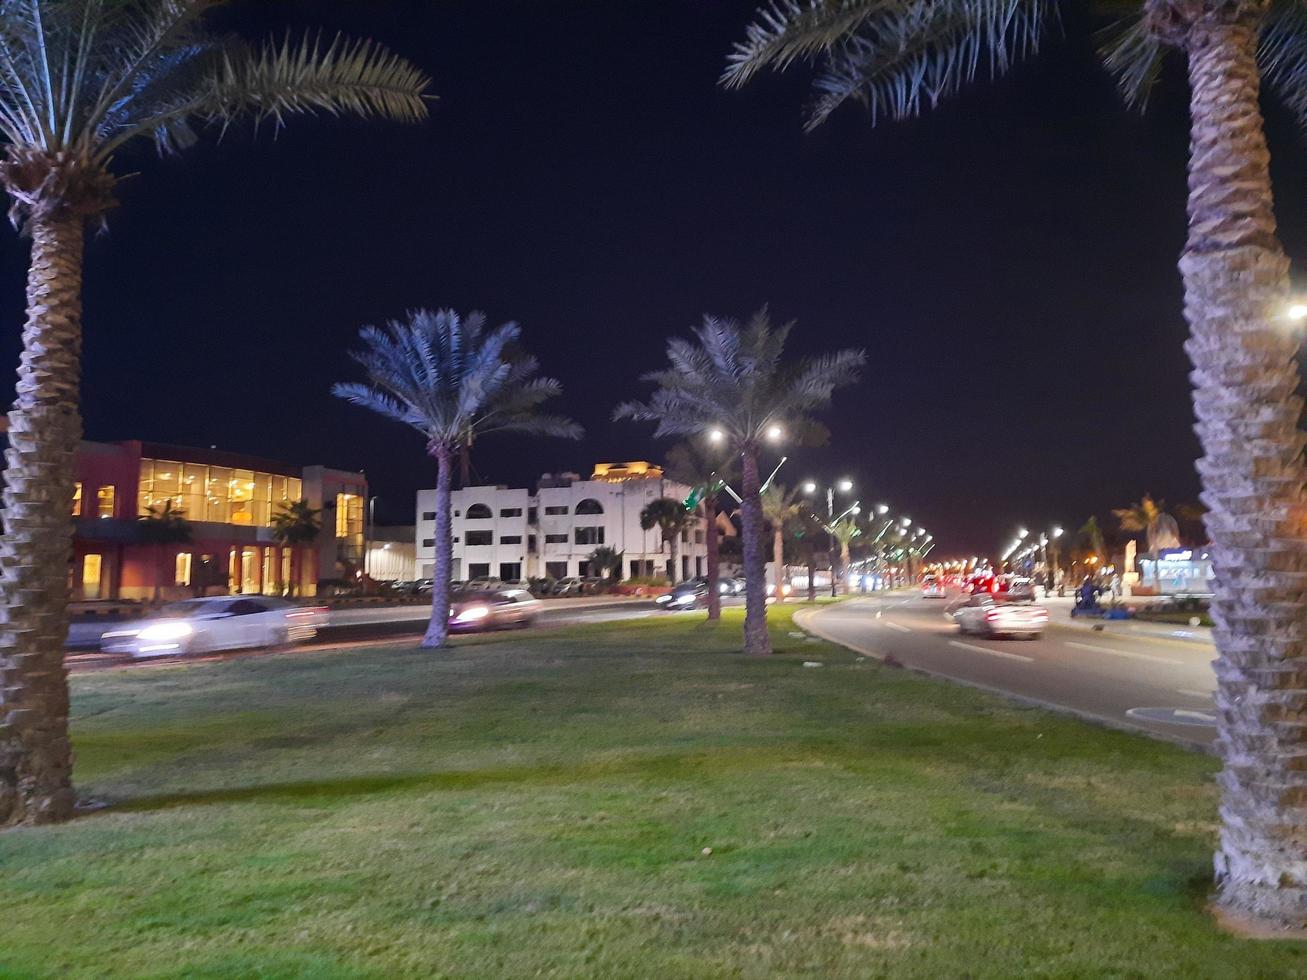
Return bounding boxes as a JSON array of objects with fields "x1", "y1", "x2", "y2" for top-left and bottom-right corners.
[
  {"x1": 828, "y1": 514, "x2": 862, "y2": 595},
  {"x1": 617, "y1": 309, "x2": 864, "y2": 655},
  {"x1": 727, "y1": 1, "x2": 1307, "y2": 923},
  {"x1": 0, "y1": 3, "x2": 429, "y2": 828},
  {"x1": 639, "y1": 497, "x2": 693, "y2": 585},
  {"x1": 762, "y1": 482, "x2": 803, "y2": 599},
  {"x1": 1113, "y1": 494, "x2": 1182, "y2": 594},
  {"x1": 136, "y1": 499, "x2": 192, "y2": 602},
  {"x1": 270, "y1": 500, "x2": 321, "y2": 597},
  {"x1": 587, "y1": 545, "x2": 624, "y2": 583},
  {"x1": 665, "y1": 440, "x2": 735, "y2": 620},
  {"x1": 1077, "y1": 516, "x2": 1107, "y2": 579},
  {"x1": 334, "y1": 309, "x2": 580, "y2": 650}
]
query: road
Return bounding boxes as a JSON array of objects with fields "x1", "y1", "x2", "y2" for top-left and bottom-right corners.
[
  {"x1": 799, "y1": 593, "x2": 1218, "y2": 746},
  {"x1": 66, "y1": 595, "x2": 678, "y2": 671}
]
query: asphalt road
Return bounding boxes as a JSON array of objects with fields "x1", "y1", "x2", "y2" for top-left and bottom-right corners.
[{"x1": 799, "y1": 593, "x2": 1219, "y2": 746}]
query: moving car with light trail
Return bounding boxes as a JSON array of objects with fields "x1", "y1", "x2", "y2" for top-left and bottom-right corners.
[
  {"x1": 655, "y1": 578, "x2": 710, "y2": 610},
  {"x1": 949, "y1": 594, "x2": 1047, "y2": 639},
  {"x1": 100, "y1": 596, "x2": 327, "y2": 658},
  {"x1": 921, "y1": 574, "x2": 945, "y2": 598},
  {"x1": 448, "y1": 588, "x2": 541, "y2": 632}
]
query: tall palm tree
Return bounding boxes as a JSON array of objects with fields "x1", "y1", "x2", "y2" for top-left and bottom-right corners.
[
  {"x1": 665, "y1": 440, "x2": 734, "y2": 620},
  {"x1": 0, "y1": 1, "x2": 429, "y2": 828},
  {"x1": 616, "y1": 309, "x2": 864, "y2": 656},
  {"x1": 639, "y1": 497, "x2": 693, "y2": 585},
  {"x1": 136, "y1": 498, "x2": 192, "y2": 601},
  {"x1": 762, "y1": 481, "x2": 803, "y2": 599},
  {"x1": 334, "y1": 309, "x2": 580, "y2": 650},
  {"x1": 270, "y1": 499, "x2": 321, "y2": 597},
  {"x1": 727, "y1": 0, "x2": 1307, "y2": 924}
]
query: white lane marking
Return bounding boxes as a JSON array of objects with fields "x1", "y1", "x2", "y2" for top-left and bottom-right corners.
[
  {"x1": 1178, "y1": 688, "x2": 1213, "y2": 699},
  {"x1": 1064, "y1": 640, "x2": 1183, "y2": 667},
  {"x1": 884, "y1": 621, "x2": 912, "y2": 633},
  {"x1": 948, "y1": 640, "x2": 1034, "y2": 663}
]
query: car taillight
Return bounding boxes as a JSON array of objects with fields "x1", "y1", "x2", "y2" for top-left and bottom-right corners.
[{"x1": 985, "y1": 610, "x2": 1000, "y2": 621}]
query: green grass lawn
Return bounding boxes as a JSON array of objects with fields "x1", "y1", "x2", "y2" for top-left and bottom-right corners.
[{"x1": 3, "y1": 607, "x2": 1304, "y2": 978}]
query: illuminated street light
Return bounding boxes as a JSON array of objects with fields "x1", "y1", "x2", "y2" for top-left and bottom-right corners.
[
  {"x1": 837, "y1": 478, "x2": 853, "y2": 492},
  {"x1": 1289, "y1": 303, "x2": 1307, "y2": 321},
  {"x1": 901, "y1": 516, "x2": 912, "y2": 526},
  {"x1": 766, "y1": 424, "x2": 783, "y2": 441},
  {"x1": 802, "y1": 480, "x2": 817, "y2": 494},
  {"x1": 876, "y1": 503, "x2": 889, "y2": 515},
  {"x1": 708, "y1": 428, "x2": 724, "y2": 443},
  {"x1": 1018, "y1": 528, "x2": 1028, "y2": 539},
  {"x1": 1052, "y1": 526, "x2": 1064, "y2": 538}
]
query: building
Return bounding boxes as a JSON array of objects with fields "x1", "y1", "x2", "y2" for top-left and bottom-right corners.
[
  {"x1": 71, "y1": 439, "x2": 367, "y2": 600},
  {"x1": 414, "y1": 462, "x2": 709, "y2": 582},
  {"x1": 365, "y1": 525, "x2": 417, "y2": 582}
]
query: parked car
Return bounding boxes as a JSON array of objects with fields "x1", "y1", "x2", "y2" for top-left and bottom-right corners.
[
  {"x1": 655, "y1": 578, "x2": 711, "y2": 610},
  {"x1": 501, "y1": 578, "x2": 535, "y2": 595},
  {"x1": 949, "y1": 594, "x2": 1047, "y2": 639},
  {"x1": 465, "y1": 577, "x2": 503, "y2": 593},
  {"x1": 100, "y1": 596, "x2": 328, "y2": 658},
  {"x1": 553, "y1": 576, "x2": 585, "y2": 596},
  {"x1": 413, "y1": 578, "x2": 434, "y2": 596},
  {"x1": 448, "y1": 588, "x2": 542, "y2": 632}
]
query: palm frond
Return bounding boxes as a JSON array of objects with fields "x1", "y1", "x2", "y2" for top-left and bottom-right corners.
[
  {"x1": 1259, "y1": 0, "x2": 1307, "y2": 128},
  {"x1": 724, "y1": 0, "x2": 883, "y2": 87},
  {"x1": 1099, "y1": 11, "x2": 1163, "y2": 110}
]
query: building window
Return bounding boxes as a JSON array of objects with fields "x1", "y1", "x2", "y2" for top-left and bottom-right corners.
[
  {"x1": 465, "y1": 503, "x2": 493, "y2": 520},
  {"x1": 545, "y1": 533, "x2": 568, "y2": 544},
  {"x1": 96, "y1": 485, "x2": 115, "y2": 519},
  {"x1": 528, "y1": 508, "x2": 537, "y2": 524},
  {"x1": 82, "y1": 554, "x2": 102, "y2": 596},
  {"x1": 544, "y1": 505, "x2": 569, "y2": 516},
  {"x1": 422, "y1": 538, "x2": 435, "y2": 548},
  {"x1": 575, "y1": 526, "x2": 604, "y2": 546},
  {"x1": 575, "y1": 498, "x2": 604, "y2": 515},
  {"x1": 500, "y1": 535, "x2": 522, "y2": 545},
  {"x1": 499, "y1": 562, "x2": 521, "y2": 581},
  {"x1": 422, "y1": 511, "x2": 436, "y2": 521},
  {"x1": 72, "y1": 482, "x2": 82, "y2": 517},
  {"x1": 466, "y1": 530, "x2": 493, "y2": 546},
  {"x1": 546, "y1": 561, "x2": 568, "y2": 579},
  {"x1": 500, "y1": 507, "x2": 522, "y2": 518},
  {"x1": 175, "y1": 552, "x2": 193, "y2": 587},
  {"x1": 137, "y1": 457, "x2": 301, "y2": 527},
  {"x1": 528, "y1": 535, "x2": 537, "y2": 554},
  {"x1": 695, "y1": 530, "x2": 705, "y2": 544},
  {"x1": 468, "y1": 563, "x2": 490, "y2": 578}
]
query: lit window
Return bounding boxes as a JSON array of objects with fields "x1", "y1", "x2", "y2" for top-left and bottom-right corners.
[
  {"x1": 72, "y1": 482, "x2": 82, "y2": 517},
  {"x1": 82, "y1": 554, "x2": 102, "y2": 589},
  {"x1": 175, "y1": 552, "x2": 192, "y2": 587},
  {"x1": 96, "y1": 485, "x2": 115, "y2": 519}
]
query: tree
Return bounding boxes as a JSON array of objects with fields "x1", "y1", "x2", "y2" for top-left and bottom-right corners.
[
  {"x1": 727, "y1": 0, "x2": 1307, "y2": 922},
  {"x1": 0, "y1": 2, "x2": 430, "y2": 828},
  {"x1": 665, "y1": 440, "x2": 735, "y2": 620},
  {"x1": 270, "y1": 500, "x2": 321, "y2": 597},
  {"x1": 617, "y1": 309, "x2": 864, "y2": 655},
  {"x1": 639, "y1": 497, "x2": 693, "y2": 585},
  {"x1": 828, "y1": 514, "x2": 862, "y2": 595},
  {"x1": 136, "y1": 499, "x2": 192, "y2": 602},
  {"x1": 334, "y1": 309, "x2": 580, "y2": 650},
  {"x1": 1113, "y1": 494, "x2": 1182, "y2": 594},
  {"x1": 762, "y1": 482, "x2": 803, "y2": 599},
  {"x1": 1077, "y1": 516, "x2": 1107, "y2": 577},
  {"x1": 587, "y1": 546, "x2": 624, "y2": 583}
]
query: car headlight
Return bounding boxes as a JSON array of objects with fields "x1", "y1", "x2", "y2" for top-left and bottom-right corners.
[
  {"x1": 655, "y1": 595, "x2": 671, "y2": 605},
  {"x1": 674, "y1": 593, "x2": 697, "y2": 605},
  {"x1": 454, "y1": 605, "x2": 489, "y2": 622},
  {"x1": 136, "y1": 621, "x2": 194, "y2": 642}
]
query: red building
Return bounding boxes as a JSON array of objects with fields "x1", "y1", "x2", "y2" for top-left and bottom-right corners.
[{"x1": 70, "y1": 440, "x2": 366, "y2": 601}]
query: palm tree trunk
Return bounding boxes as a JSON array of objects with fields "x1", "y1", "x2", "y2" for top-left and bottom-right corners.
[
  {"x1": 1170, "y1": 7, "x2": 1307, "y2": 927},
  {"x1": 705, "y1": 499, "x2": 721, "y2": 621},
  {"x1": 740, "y1": 448, "x2": 770, "y2": 655},
  {"x1": 0, "y1": 214, "x2": 85, "y2": 827},
  {"x1": 423, "y1": 445, "x2": 454, "y2": 648},
  {"x1": 840, "y1": 542, "x2": 851, "y2": 595},
  {"x1": 669, "y1": 531, "x2": 680, "y2": 585}
]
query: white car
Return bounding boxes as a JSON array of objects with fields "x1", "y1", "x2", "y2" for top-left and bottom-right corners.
[
  {"x1": 950, "y1": 594, "x2": 1047, "y2": 639},
  {"x1": 100, "y1": 596, "x2": 328, "y2": 658},
  {"x1": 921, "y1": 577, "x2": 945, "y2": 598}
]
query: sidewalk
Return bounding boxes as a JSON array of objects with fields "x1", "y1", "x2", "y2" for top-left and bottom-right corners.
[{"x1": 1039, "y1": 595, "x2": 1214, "y2": 646}]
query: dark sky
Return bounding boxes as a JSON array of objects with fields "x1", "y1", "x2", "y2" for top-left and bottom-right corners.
[{"x1": 5, "y1": 1, "x2": 1307, "y2": 553}]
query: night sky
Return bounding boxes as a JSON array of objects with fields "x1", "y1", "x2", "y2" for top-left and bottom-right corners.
[{"x1": 6, "y1": 0, "x2": 1307, "y2": 554}]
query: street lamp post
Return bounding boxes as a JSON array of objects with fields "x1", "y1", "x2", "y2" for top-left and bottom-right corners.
[{"x1": 803, "y1": 478, "x2": 855, "y2": 597}]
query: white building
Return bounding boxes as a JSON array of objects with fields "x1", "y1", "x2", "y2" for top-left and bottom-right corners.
[{"x1": 414, "y1": 462, "x2": 709, "y2": 582}]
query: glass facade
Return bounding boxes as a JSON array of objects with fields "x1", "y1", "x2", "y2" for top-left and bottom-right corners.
[
  {"x1": 138, "y1": 458, "x2": 301, "y2": 526},
  {"x1": 335, "y1": 492, "x2": 364, "y2": 566}
]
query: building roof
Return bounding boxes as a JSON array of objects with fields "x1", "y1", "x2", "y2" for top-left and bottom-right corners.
[{"x1": 590, "y1": 461, "x2": 663, "y2": 482}]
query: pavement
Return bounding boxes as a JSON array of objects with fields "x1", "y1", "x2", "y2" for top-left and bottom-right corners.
[{"x1": 796, "y1": 592, "x2": 1218, "y2": 748}]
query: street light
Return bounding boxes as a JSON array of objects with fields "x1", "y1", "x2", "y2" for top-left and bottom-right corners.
[
  {"x1": 766, "y1": 424, "x2": 783, "y2": 442},
  {"x1": 708, "y1": 428, "x2": 724, "y2": 443},
  {"x1": 802, "y1": 478, "x2": 856, "y2": 597},
  {"x1": 1289, "y1": 303, "x2": 1307, "y2": 321},
  {"x1": 876, "y1": 503, "x2": 889, "y2": 515}
]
